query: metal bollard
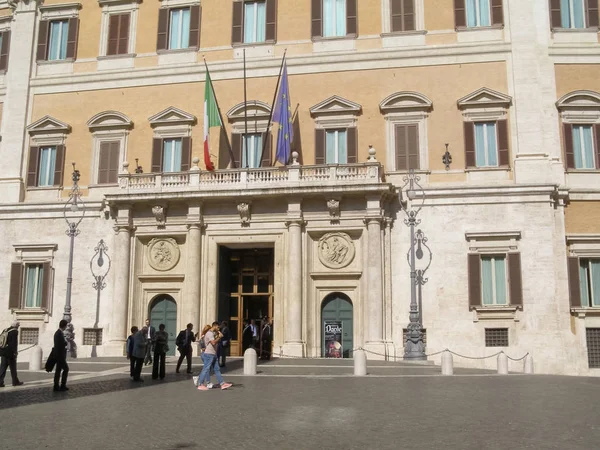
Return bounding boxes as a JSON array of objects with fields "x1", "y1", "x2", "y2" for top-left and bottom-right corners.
[
  {"x1": 523, "y1": 354, "x2": 534, "y2": 374},
  {"x1": 29, "y1": 346, "x2": 43, "y2": 371},
  {"x1": 497, "y1": 352, "x2": 508, "y2": 375},
  {"x1": 441, "y1": 351, "x2": 453, "y2": 376},
  {"x1": 353, "y1": 349, "x2": 367, "y2": 376},
  {"x1": 243, "y1": 348, "x2": 257, "y2": 375}
]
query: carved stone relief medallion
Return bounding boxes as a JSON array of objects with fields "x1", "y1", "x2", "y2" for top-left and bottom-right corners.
[
  {"x1": 318, "y1": 232, "x2": 355, "y2": 269},
  {"x1": 147, "y1": 238, "x2": 180, "y2": 271}
]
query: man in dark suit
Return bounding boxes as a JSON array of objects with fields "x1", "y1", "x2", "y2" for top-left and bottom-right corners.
[
  {"x1": 242, "y1": 320, "x2": 253, "y2": 354},
  {"x1": 260, "y1": 317, "x2": 273, "y2": 360},
  {"x1": 175, "y1": 323, "x2": 195, "y2": 374},
  {"x1": 0, "y1": 321, "x2": 23, "y2": 387},
  {"x1": 53, "y1": 319, "x2": 69, "y2": 392},
  {"x1": 144, "y1": 318, "x2": 156, "y2": 365}
]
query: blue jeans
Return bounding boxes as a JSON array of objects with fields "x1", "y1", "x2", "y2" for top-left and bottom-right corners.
[{"x1": 198, "y1": 353, "x2": 223, "y2": 385}]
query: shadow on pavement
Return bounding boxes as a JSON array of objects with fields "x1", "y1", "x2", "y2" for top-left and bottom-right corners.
[{"x1": 0, "y1": 359, "x2": 245, "y2": 410}]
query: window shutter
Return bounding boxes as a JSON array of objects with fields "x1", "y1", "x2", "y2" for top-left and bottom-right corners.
[
  {"x1": 66, "y1": 17, "x2": 79, "y2": 60},
  {"x1": 0, "y1": 30, "x2": 11, "y2": 71},
  {"x1": 347, "y1": 127, "x2": 358, "y2": 163},
  {"x1": 491, "y1": 0, "x2": 504, "y2": 26},
  {"x1": 464, "y1": 122, "x2": 476, "y2": 168},
  {"x1": 231, "y1": 133, "x2": 242, "y2": 168},
  {"x1": 98, "y1": 141, "x2": 111, "y2": 184},
  {"x1": 41, "y1": 262, "x2": 52, "y2": 311},
  {"x1": 261, "y1": 132, "x2": 272, "y2": 167},
  {"x1": 181, "y1": 137, "x2": 192, "y2": 171},
  {"x1": 107, "y1": 14, "x2": 120, "y2": 56},
  {"x1": 595, "y1": 125, "x2": 600, "y2": 169},
  {"x1": 549, "y1": 0, "x2": 562, "y2": 28},
  {"x1": 232, "y1": 1, "x2": 243, "y2": 45},
  {"x1": 189, "y1": 5, "x2": 201, "y2": 48},
  {"x1": 407, "y1": 123, "x2": 419, "y2": 170},
  {"x1": 395, "y1": 124, "x2": 408, "y2": 170},
  {"x1": 588, "y1": 0, "x2": 599, "y2": 28},
  {"x1": 118, "y1": 13, "x2": 130, "y2": 55},
  {"x1": 403, "y1": 0, "x2": 416, "y2": 31},
  {"x1": 27, "y1": 146, "x2": 39, "y2": 187},
  {"x1": 508, "y1": 253, "x2": 523, "y2": 309},
  {"x1": 454, "y1": 0, "x2": 466, "y2": 28},
  {"x1": 568, "y1": 257, "x2": 582, "y2": 308},
  {"x1": 9, "y1": 263, "x2": 23, "y2": 310},
  {"x1": 315, "y1": 129, "x2": 325, "y2": 164},
  {"x1": 497, "y1": 119, "x2": 510, "y2": 167},
  {"x1": 311, "y1": 0, "x2": 322, "y2": 38},
  {"x1": 37, "y1": 21, "x2": 49, "y2": 62},
  {"x1": 346, "y1": 0, "x2": 358, "y2": 35},
  {"x1": 265, "y1": 0, "x2": 277, "y2": 42},
  {"x1": 157, "y1": 8, "x2": 169, "y2": 51},
  {"x1": 108, "y1": 141, "x2": 120, "y2": 183},
  {"x1": 468, "y1": 254, "x2": 481, "y2": 309},
  {"x1": 391, "y1": 0, "x2": 404, "y2": 32},
  {"x1": 54, "y1": 145, "x2": 65, "y2": 187},
  {"x1": 563, "y1": 123, "x2": 575, "y2": 169},
  {"x1": 152, "y1": 138, "x2": 163, "y2": 172}
]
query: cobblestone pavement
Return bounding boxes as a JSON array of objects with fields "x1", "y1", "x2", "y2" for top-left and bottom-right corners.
[{"x1": 0, "y1": 358, "x2": 599, "y2": 450}]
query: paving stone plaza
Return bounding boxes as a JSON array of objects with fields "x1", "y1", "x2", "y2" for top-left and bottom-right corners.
[{"x1": 1, "y1": 357, "x2": 599, "y2": 450}]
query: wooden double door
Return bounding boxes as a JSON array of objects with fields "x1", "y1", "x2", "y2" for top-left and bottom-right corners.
[{"x1": 218, "y1": 247, "x2": 274, "y2": 356}]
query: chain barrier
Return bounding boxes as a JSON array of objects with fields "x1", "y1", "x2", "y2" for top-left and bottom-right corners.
[{"x1": 17, "y1": 344, "x2": 38, "y2": 354}]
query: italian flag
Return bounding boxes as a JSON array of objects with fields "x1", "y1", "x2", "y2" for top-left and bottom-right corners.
[{"x1": 203, "y1": 70, "x2": 221, "y2": 171}]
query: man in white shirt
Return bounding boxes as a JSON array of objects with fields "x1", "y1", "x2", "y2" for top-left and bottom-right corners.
[{"x1": 144, "y1": 319, "x2": 156, "y2": 365}]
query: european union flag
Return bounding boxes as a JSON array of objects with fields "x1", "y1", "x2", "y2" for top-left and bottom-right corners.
[{"x1": 272, "y1": 63, "x2": 293, "y2": 165}]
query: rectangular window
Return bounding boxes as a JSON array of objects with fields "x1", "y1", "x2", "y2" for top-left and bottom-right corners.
[
  {"x1": 20, "y1": 328, "x2": 39, "y2": 345},
  {"x1": 98, "y1": 141, "x2": 120, "y2": 184},
  {"x1": 326, "y1": 129, "x2": 347, "y2": 164},
  {"x1": 162, "y1": 138, "x2": 182, "y2": 172},
  {"x1": 579, "y1": 259, "x2": 600, "y2": 307},
  {"x1": 83, "y1": 328, "x2": 103, "y2": 346},
  {"x1": 107, "y1": 13, "x2": 130, "y2": 56},
  {"x1": 48, "y1": 20, "x2": 69, "y2": 61},
  {"x1": 572, "y1": 125, "x2": 595, "y2": 169},
  {"x1": 242, "y1": 133, "x2": 263, "y2": 168},
  {"x1": 38, "y1": 146, "x2": 57, "y2": 187},
  {"x1": 323, "y1": 0, "x2": 346, "y2": 37},
  {"x1": 587, "y1": 328, "x2": 600, "y2": 368},
  {"x1": 169, "y1": 8, "x2": 191, "y2": 50},
  {"x1": 474, "y1": 122, "x2": 498, "y2": 167},
  {"x1": 561, "y1": 0, "x2": 586, "y2": 28},
  {"x1": 244, "y1": 1, "x2": 266, "y2": 43},
  {"x1": 481, "y1": 255, "x2": 507, "y2": 306},
  {"x1": 466, "y1": 0, "x2": 491, "y2": 27},
  {"x1": 485, "y1": 328, "x2": 509, "y2": 347},
  {"x1": 24, "y1": 264, "x2": 44, "y2": 308},
  {"x1": 395, "y1": 124, "x2": 419, "y2": 171}
]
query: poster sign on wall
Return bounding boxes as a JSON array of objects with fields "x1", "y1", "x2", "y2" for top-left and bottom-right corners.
[{"x1": 324, "y1": 320, "x2": 343, "y2": 358}]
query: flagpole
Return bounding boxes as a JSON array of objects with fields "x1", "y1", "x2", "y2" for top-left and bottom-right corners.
[
  {"x1": 260, "y1": 50, "x2": 287, "y2": 166},
  {"x1": 289, "y1": 103, "x2": 300, "y2": 165},
  {"x1": 243, "y1": 49, "x2": 249, "y2": 168},
  {"x1": 203, "y1": 58, "x2": 236, "y2": 168}
]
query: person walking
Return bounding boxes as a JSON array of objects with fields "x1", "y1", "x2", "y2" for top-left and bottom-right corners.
[
  {"x1": 152, "y1": 324, "x2": 169, "y2": 380},
  {"x1": 132, "y1": 326, "x2": 147, "y2": 382},
  {"x1": 175, "y1": 323, "x2": 195, "y2": 374},
  {"x1": 126, "y1": 326, "x2": 138, "y2": 380},
  {"x1": 250, "y1": 319, "x2": 258, "y2": 349},
  {"x1": 260, "y1": 317, "x2": 273, "y2": 360},
  {"x1": 242, "y1": 320, "x2": 253, "y2": 354},
  {"x1": 144, "y1": 319, "x2": 156, "y2": 366},
  {"x1": 53, "y1": 320, "x2": 70, "y2": 392},
  {"x1": 0, "y1": 321, "x2": 23, "y2": 388},
  {"x1": 218, "y1": 320, "x2": 231, "y2": 368},
  {"x1": 197, "y1": 322, "x2": 232, "y2": 391}
]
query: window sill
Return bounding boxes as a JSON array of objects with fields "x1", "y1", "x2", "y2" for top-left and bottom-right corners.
[
  {"x1": 26, "y1": 185, "x2": 61, "y2": 191},
  {"x1": 456, "y1": 25, "x2": 503, "y2": 43},
  {"x1": 313, "y1": 36, "x2": 356, "y2": 53},
  {"x1": 552, "y1": 28, "x2": 599, "y2": 44},
  {"x1": 565, "y1": 169, "x2": 600, "y2": 173},
  {"x1": 157, "y1": 48, "x2": 198, "y2": 66},
  {"x1": 12, "y1": 309, "x2": 49, "y2": 323},
  {"x1": 571, "y1": 307, "x2": 600, "y2": 318},
  {"x1": 465, "y1": 166, "x2": 510, "y2": 172},
  {"x1": 381, "y1": 30, "x2": 427, "y2": 48},
  {"x1": 36, "y1": 59, "x2": 74, "y2": 76},
  {"x1": 471, "y1": 305, "x2": 521, "y2": 322},
  {"x1": 97, "y1": 53, "x2": 136, "y2": 71},
  {"x1": 233, "y1": 43, "x2": 275, "y2": 59},
  {"x1": 97, "y1": 53, "x2": 136, "y2": 60}
]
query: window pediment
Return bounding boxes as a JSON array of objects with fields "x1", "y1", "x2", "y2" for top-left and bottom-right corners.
[
  {"x1": 148, "y1": 106, "x2": 196, "y2": 128},
  {"x1": 27, "y1": 115, "x2": 71, "y2": 135},
  {"x1": 556, "y1": 90, "x2": 600, "y2": 111},
  {"x1": 457, "y1": 87, "x2": 512, "y2": 110},
  {"x1": 87, "y1": 110, "x2": 133, "y2": 132},
  {"x1": 227, "y1": 101, "x2": 271, "y2": 122},
  {"x1": 380, "y1": 91, "x2": 433, "y2": 114},
  {"x1": 310, "y1": 95, "x2": 362, "y2": 118}
]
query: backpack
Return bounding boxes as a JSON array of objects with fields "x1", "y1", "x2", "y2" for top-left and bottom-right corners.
[{"x1": 0, "y1": 328, "x2": 10, "y2": 349}]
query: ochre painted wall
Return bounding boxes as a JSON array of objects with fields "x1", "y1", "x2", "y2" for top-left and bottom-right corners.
[
  {"x1": 425, "y1": 0, "x2": 456, "y2": 31},
  {"x1": 565, "y1": 202, "x2": 600, "y2": 234},
  {"x1": 556, "y1": 65, "x2": 600, "y2": 98}
]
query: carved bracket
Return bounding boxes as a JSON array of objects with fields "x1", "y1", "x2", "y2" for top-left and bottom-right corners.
[
  {"x1": 327, "y1": 198, "x2": 340, "y2": 224},
  {"x1": 237, "y1": 202, "x2": 251, "y2": 227},
  {"x1": 152, "y1": 205, "x2": 166, "y2": 228}
]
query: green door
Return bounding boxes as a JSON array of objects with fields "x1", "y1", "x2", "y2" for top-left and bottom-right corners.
[
  {"x1": 321, "y1": 294, "x2": 353, "y2": 358},
  {"x1": 149, "y1": 295, "x2": 177, "y2": 356}
]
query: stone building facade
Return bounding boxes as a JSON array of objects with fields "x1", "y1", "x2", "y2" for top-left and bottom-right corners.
[{"x1": 1, "y1": 0, "x2": 600, "y2": 375}]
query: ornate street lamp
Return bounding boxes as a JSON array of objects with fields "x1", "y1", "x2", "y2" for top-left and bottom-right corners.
[
  {"x1": 401, "y1": 169, "x2": 429, "y2": 360},
  {"x1": 90, "y1": 239, "x2": 111, "y2": 328},
  {"x1": 63, "y1": 162, "x2": 85, "y2": 358}
]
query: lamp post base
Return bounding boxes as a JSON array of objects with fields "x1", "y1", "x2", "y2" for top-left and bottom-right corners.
[{"x1": 403, "y1": 325, "x2": 427, "y2": 361}]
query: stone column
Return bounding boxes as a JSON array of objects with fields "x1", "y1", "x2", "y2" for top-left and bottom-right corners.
[
  {"x1": 364, "y1": 217, "x2": 386, "y2": 359},
  {"x1": 186, "y1": 223, "x2": 202, "y2": 329},
  {"x1": 0, "y1": 0, "x2": 41, "y2": 202},
  {"x1": 283, "y1": 219, "x2": 304, "y2": 357}
]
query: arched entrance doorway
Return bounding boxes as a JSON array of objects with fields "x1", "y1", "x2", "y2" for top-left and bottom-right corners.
[
  {"x1": 149, "y1": 295, "x2": 177, "y2": 356},
  {"x1": 321, "y1": 293, "x2": 353, "y2": 358}
]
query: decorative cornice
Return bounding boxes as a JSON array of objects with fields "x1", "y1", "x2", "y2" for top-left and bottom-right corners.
[
  {"x1": 87, "y1": 110, "x2": 133, "y2": 131},
  {"x1": 380, "y1": 91, "x2": 433, "y2": 114},
  {"x1": 457, "y1": 87, "x2": 512, "y2": 110}
]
